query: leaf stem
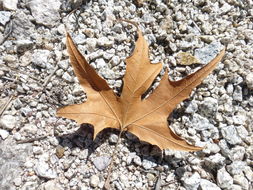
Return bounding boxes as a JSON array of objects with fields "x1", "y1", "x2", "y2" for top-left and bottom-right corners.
[{"x1": 104, "y1": 129, "x2": 124, "y2": 189}]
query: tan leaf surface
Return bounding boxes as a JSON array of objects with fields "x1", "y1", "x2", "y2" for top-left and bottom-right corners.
[{"x1": 57, "y1": 27, "x2": 225, "y2": 151}]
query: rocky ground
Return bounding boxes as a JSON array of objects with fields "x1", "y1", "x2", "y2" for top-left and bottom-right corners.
[{"x1": 0, "y1": 0, "x2": 253, "y2": 189}]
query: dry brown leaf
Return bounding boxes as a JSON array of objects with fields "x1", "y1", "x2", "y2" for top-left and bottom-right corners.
[{"x1": 57, "y1": 27, "x2": 225, "y2": 151}]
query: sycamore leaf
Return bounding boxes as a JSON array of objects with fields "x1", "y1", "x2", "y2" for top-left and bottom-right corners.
[{"x1": 57, "y1": 27, "x2": 225, "y2": 151}]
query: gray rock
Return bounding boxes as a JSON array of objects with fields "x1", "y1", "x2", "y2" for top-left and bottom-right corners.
[
  {"x1": 90, "y1": 175, "x2": 99, "y2": 188},
  {"x1": 233, "y1": 113, "x2": 246, "y2": 125},
  {"x1": 0, "y1": 11, "x2": 11, "y2": 25},
  {"x1": 133, "y1": 155, "x2": 142, "y2": 166},
  {"x1": 67, "y1": 0, "x2": 83, "y2": 10},
  {"x1": 42, "y1": 180, "x2": 63, "y2": 190},
  {"x1": 0, "y1": 138, "x2": 32, "y2": 190},
  {"x1": 183, "y1": 172, "x2": 201, "y2": 190},
  {"x1": 191, "y1": 113, "x2": 215, "y2": 131},
  {"x1": 74, "y1": 33, "x2": 86, "y2": 45},
  {"x1": 230, "y1": 184, "x2": 243, "y2": 190},
  {"x1": 246, "y1": 73, "x2": 253, "y2": 89},
  {"x1": 203, "y1": 143, "x2": 220, "y2": 154},
  {"x1": 72, "y1": 85, "x2": 83, "y2": 96},
  {"x1": 175, "y1": 167, "x2": 186, "y2": 178},
  {"x1": 204, "y1": 153, "x2": 225, "y2": 168},
  {"x1": 111, "y1": 56, "x2": 120, "y2": 66},
  {"x1": 218, "y1": 139, "x2": 230, "y2": 157},
  {"x1": 109, "y1": 134, "x2": 118, "y2": 144},
  {"x1": 217, "y1": 167, "x2": 233, "y2": 189},
  {"x1": 13, "y1": 98, "x2": 23, "y2": 110},
  {"x1": 226, "y1": 83, "x2": 234, "y2": 95},
  {"x1": 0, "y1": 129, "x2": 9, "y2": 139},
  {"x1": 220, "y1": 3, "x2": 232, "y2": 14},
  {"x1": 13, "y1": 177, "x2": 22, "y2": 186},
  {"x1": 0, "y1": 115, "x2": 17, "y2": 130},
  {"x1": 142, "y1": 159, "x2": 156, "y2": 170},
  {"x1": 16, "y1": 40, "x2": 34, "y2": 54},
  {"x1": 199, "y1": 97, "x2": 218, "y2": 117},
  {"x1": 97, "y1": 37, "x2": 113, "y2": 48},
  {"x1": 235, "y1": 126, "x2": 249, "y2": 141},
  {"x1": 3, "y1": 0, "x2": 18, "y2": 11},
  {"x1": 62, "y1": 72, "x2": 73, "y2": 82},
  {"x1": 28, "y1": 0, "x2": 61, "y2": 27},
  {"x1": 233, "y1": 86, "x2": 243, "y2": 102},
  {"x1": 12, "y1": 10, "x2": 35, "y2": 39},
  {"x1": 228, "y1": 146, "x2": 245, "y2": 161},
  {"x1": 194, "y1": 41, "x2": 223, "y2": 64},
  {"x1": 199, "y1": 179, "x2": 221, "y2": 190},
  {"x1": 58, "y1": 60, "x2": 69, "y2": 70},
  {"x1": 34, "y1": 161, "x2": 57, "y2": 179},
  {"x1": 92, "y1": 156, "x2": 110, "y2": 171},
  {"x1": 185, "y1": 100, "x2": 198, "y2": 114},
  {"x1": 86, "y1": 38, "x2": 97, "y2": 52},
  {"x1": 96, "y1": 58, "x2": 107, "y2": 69},
  {"x1": 221, "y1": 125, "x2": 242, "y2": 145},
  {"x1": 243, "y1": 166, "x2": 253, "y2": 182},
  {"x1": 227, "y1": 161, "x2": 246, "y2": 175},
  {"x1": 103, "y1": 52, "x2": 114, "y2": 60},
  {"x1": 32, "y1": 50, "x2": 51, "y2": 68},
  {"x1": 233, "y1": 174, "x2": 249, "y2": 190}
]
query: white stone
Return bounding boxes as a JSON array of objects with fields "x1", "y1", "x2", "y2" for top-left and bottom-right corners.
[
  {"x1": 33, "y1": 146, "x2": 43, "y2": 155},
  {"x1": 221, "y1": 125, "x2": 242, "y2": 145},
  {"x1": 3, "y1": 0, "x2": 18, "y2": 10},
  {"x1": 191, "y1": 113, "x2": 215, "y2": 131},
  {"x1": 228, "y1": 146, "x2": 245, "y2": 161},
  {"x1": 0, "y1": 129, "x2": 9, "y2": 139},
  {"x1": 233, "y1": 86, "x2": 243, "y2": 102},
  {"x1": 233, "y1": 174, "x2": 249, "y2": 190},
  {"x1": 86, "y1": 38, "x2": 97, "y2": 52},
  {"x1": 20, "y1": 124, "x2": 38, "y2": 135},
  {"x1": 120, "y1": 174, "x2": 130, "y2": 188},
  {"x1": 199, "y1": 97, "x2": 218, "y2": 117},
  {"x1": 0, "y1": 11, "x2": 11, "y2": 25},
  {"x1": 204, "y1": 153, "x2": 225, "y2": 169},
  {"x1": 199, "y1": 179, "x2": 221, "y2": 190},
  {"x1": 227, "y1": 161, "x2": 246, "y2": 175},
  {"x1": 243, "y1": 166, "x2": 253, "y2": 181},
  {"x1": 185, "y1": 101, "x2": 198, "y2": 114},
  {"x1": 62, "y1": 72, "x2": 73, "y2": 82},
  {"x1": 97, "y1": 37, "x2": 113, "y2": 47},
  {"x1": 92, "y1": 156, "x2": 110, "y2": 171},
  {"x1": 142, "y1": 159, "x2": 156, "y2": 170},
  {"x1": 73, "y1": 85, "x2": 83, "y2": 96},
  {"x1": 90, "y1": 175, "x2": 99, "y2": 188},
  {"x1": 58, "y1": 60, "x2": 69, "y2": 70},
  {"x1": 28, "y1": 0, "x2": 61, "y2": 27},
  {"x1": 13, "y1": 177, "x2": 22, "y2": 186},
  {"x1": 220, "y1": 3, "x2": 231, "y2": 14},
  {"x1": 43, "y1": 180, "x2": 63, "y2": 190},
  {"x1": 133, "y1": 155, "x2": 142, "y2": 166},
  {"x1": 108, "y1": 134, "x2": 118, "y2": 144},
  {"x1": 246, "y1": 73, "x2": 253, "y2": 89},
  {"x1": 183, "y1": 172, "x2": 201, "y2": 190},
  {"x1": 95, "y1": 58, "x2": 107, "y2": 69},
  {"x1": 32, "y1": 50, "x2": 51, "y2": 68},
  {"x1": 217, "y1": 167, "x2": 233, "y2": 189},
  {"x1": 16, "y1": 40, "x2": 33, "y2": 53},
  {"x1": 194, "y1": 41, "x2": 223, "y2": 64},
  {"x1": 0, "y1": 115, "x2": 17, "y2": 130},
  {"x1": 34, "y1": 161, "x2": 57, "y2": 179}
]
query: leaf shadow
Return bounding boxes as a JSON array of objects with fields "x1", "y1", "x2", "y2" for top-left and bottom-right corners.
[
  {"x1": 56, "y1": 124, "x2": 189, "y2": 185},
  {"x1": 56, "y1": 124, "x2": 111, "y2": 163}
]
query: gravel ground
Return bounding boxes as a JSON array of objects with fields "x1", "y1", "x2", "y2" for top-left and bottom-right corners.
[{"x1": 0, "y1": 0, "x2": 253, "y2": 189}]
